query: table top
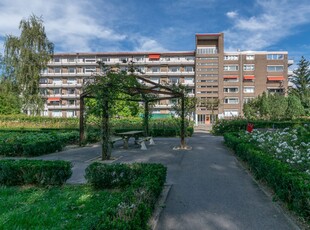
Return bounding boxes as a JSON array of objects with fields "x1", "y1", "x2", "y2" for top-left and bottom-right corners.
[{"x1": 116, "y1": 131, "x2": 144, "y2": 135}]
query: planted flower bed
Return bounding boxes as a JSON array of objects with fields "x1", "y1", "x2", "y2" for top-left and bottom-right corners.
[{"x1": 224, "y1": 126, "x2": 310, "y2": 223}]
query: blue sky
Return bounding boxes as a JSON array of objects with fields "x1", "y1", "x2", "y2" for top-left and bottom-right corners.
[{"x1": 0, "y1": 0, "x2": 310, "y2": 62}]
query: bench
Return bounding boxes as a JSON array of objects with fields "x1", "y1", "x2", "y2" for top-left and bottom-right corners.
[
  {"x1": 137, "y1": 137, "x2": 155, "y2": 150},
  {"x1": 109, "y1": 136, "x2": 123, "y2": 148}
]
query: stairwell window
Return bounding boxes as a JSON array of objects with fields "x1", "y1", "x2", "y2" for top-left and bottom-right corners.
[{"x1": 243, "y1": 64, "x2": 255, "y2": 71}]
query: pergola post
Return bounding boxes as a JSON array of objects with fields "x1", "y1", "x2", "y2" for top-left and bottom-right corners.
[
  {"x1": 144, "y1": 100, "x2": 149, "y2": 137},
  {"x1": 101, "y1": 99, "x2": 111, "y2": 160},
  {"x1": 79, "y1": 95, "x2": 85, "y2": 146},
  {"x1": 180, "y1": 94, "x2": 186, "y2": 147}
]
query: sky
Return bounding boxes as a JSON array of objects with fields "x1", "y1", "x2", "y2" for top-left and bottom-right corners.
[{"x1": 0, "y1": 0, "x2": 310, "y2": 63}]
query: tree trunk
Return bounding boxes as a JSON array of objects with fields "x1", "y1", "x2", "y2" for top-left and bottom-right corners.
[
  {"x1": 101, "y1": 100, "x2": 111, "y2": 160},
  {"x1": 144, "y1": 101, "x2": 149, "y2": 137},
  {"x1": 180, "y1": 95, "x2": 186, "y2": 147},
  {"x1": 79, "y1": 96, "x2": 85, "y2": 146}
]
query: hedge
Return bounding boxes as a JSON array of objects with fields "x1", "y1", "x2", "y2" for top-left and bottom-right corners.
[
  {"x1": 224, "y1": 132, "x2": 310, "y2": 222},
  {"x1": 0, "y1": 131, "x2": 79, "y2": 157},
  {"x1": 212, "y1": 118, "x2": 310, "y2": 135},
  {"x1": 0, "y1": 159, "x2": 72, "y2": 186},
  {"x1": 85, "y1": 163, "x2": 167, "y2": 229}
]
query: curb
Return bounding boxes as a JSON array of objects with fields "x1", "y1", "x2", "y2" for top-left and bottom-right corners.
[{"x1": 149, "y1": 184, "x2": 172, "y2": 230}]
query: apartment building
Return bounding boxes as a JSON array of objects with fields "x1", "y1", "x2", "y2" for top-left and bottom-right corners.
[{"x1": 40, "y1": 33, "x2": 292, "y2": 125}]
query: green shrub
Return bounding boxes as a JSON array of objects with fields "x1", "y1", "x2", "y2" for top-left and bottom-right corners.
[
  {"x1": 224, "y1": 133, "x2": 310, "y2": 221},
  {"x1": 85, "y1": 163, "x2": 135, "y2": 189},
  {"x1": 85, "y1": 163, "x2": 167, "y2": 229},
  {"x1": 0, "y1": 131, "x2": 79, "y2": 157},
  {"x1": 0, "y1": 159, "x2": 72, "y2": 186},
  {"x1": 213, "y1": 118, "x2": 310, "y2": 135}
]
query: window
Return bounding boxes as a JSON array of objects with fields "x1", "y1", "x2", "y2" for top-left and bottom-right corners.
[
  {"x1": 53, "y1": 88, "x2": 60, "y2": 94},
  {"x1": 224, "y1": 98, "x2": 239, "y2": 104},
  {"x1": 40, "y1": 89, "x2": 48, "y2": 95},
  {"x1": 84, "y1": 67, "x2": 96, "y2": 73},
  {"x1": 267, "y1": 54, "x2": 284, "y2": 60},
  {"x1": 66, "y1": 111, "x2": 76, "y2": 118},
  {"x1": 39, "y1": 78, "x2": 48, "y2": 84},
  {"x1": 184, "y1": 77, "x2": 194, "y2": 84},
  {"x1": 54, "y1": 67, "x2": 61, "y2": 73},
  {"x1": 119, "y1": 57, "x2": 128, "y2": 63},
  {"x1": 54, "y1": 58, "x2": 60, "y2": 62},
  {"x1": 68, "y1": 89, "x2": 75, "y2": 94},
  {"x1": 224, "y1": 55, "x2": 238, "y2": 60},
  {"x1": 52, "y1": 110, "x2": 62, "y2": 117},
  {"x1": 53, "y1": 78, "x2": 62, "y2": 85},
  {"x1": 267, "y1": 65, "x2": 284, "y2": 72},
  {"x1": 185, "y1": 56, "x2": 195, "y2": 61},
  {"x1": 67, "y1": 58, "x2": 75, "y2": 62},
  {"x1": 67, "y1": 78, "x2": 76, "y2": 84},
  {"x1": 133, "y1": 57, "x2": 144, "y2": 62},
  {"x1": 85, "y1": 57, "x2": 96, "y2": 63},
  {"x1": 169, "y1": 77, "x2": 179, "y2": 84},
  {"x1": 246, "y1": 55, "x2": 255, "y2": 60},
  {"x1": 243, "y1": 64, "x2": 255, "y2": 71},
  {"x1": 268, "y1": 88, "x2": 284, "y2": 94},
  {"x1": 198, "y1": 68, "x2": 218, "y2": 72},
  {"x1": 151, "y1": 67, "x2": 160, "y2": 73},
  {"x1": 101, "y1": 57, "x2": 110, "y2": 62},
  {"x1": 243, "y1": 97, "x2": 254, "y2": 104},
  {"x1": 185, "y1": 66, "x2": 194, "y2": 72},
  {"x1": 224, "y1": 87, "x2": 239, "y2": 93},
  {"x1": 244, "y1": 86, "x2": 255, "y2": 93},
  {"x1": 197, "y1": 62, "x2": 218, "y2": 66},
  {"x1": 169, "y1": 67, "x2": 180, "y2": 72},
  {"x1": 68, "y1": 100, "x2": 75, "y2": 105},
  {"x1": 197, "y1": 47, "x2": 218, "y2": 54},
  {"x1": 198, "y1": 74, "x2": 218, "y2": 77},
  {"x1": 224, "y1": 65, "x2": 239, "y2": 71},
  {"x1": 224, "y1": 110, "x2": 239, "y2": 117},
  {"x1": 136, "y1": 66, "x2": 145, "y2": 72},
  {"x1": 198, "y1": 57, "x2": 218, "y2": 60},
  {"x1": 68, "y1": 67, "x2": 75, "y2": 73}
]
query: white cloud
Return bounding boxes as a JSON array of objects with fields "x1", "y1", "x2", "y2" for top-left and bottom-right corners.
[
  {"x1": 224, "y1": 0, "x2": 310, "y2": 51},
  {"x1": 133, "y1": 36, "x2": 168, "y2": 52},
  {"x1": 226, "y1": 11, "x2": 238, "y2": 19},
  {"x1": 0, "y1": 0, "x2": 126, "y2": 52}
]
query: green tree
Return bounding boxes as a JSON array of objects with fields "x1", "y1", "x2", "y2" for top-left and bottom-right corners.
[
  {"x1": 290, "y1": 56, "x2": 310, "y2": 113},
  {"x1": 268, "y1": 93, "x2": 288, "y2": 120},
  {"x1": 3, "y1": 14, "x2": 54, "y2": 115},
  {"x1": 84, "y1": 63, "x2": 140, "y2": 160},
  {"x1": 286, "y1": 94, "x2": 305, "y2": 119}
]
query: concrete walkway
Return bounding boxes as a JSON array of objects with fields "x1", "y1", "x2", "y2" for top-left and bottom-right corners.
[{"x1": 34, "y1": 133, "x2": 298, "y2": 230}]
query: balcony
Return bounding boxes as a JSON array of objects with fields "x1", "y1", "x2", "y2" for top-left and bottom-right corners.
[
  {"x1": 46, "y1": 104, "x2": 80, "y2": 109},
  {"x1": 288, "y1": 59, "x2": 294, "y2": 66},
  {"x1": 39, "y1": 83, "x2": 83, "y2": 88}
]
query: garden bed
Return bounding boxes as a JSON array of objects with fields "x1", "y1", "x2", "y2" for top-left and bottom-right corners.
[{"x1": 0, "y1": 163, "x2": 167, "y2": 229}]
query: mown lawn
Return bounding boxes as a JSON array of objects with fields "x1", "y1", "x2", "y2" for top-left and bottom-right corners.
[{"x1": 0, "y1": 185, "x2": 122, "y2": 229}]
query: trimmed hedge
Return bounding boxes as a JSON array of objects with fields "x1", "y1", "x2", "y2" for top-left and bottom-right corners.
[
  {"x1": 0, "y1": 131, "x2": 79, "y2": 157},
  {"x1": 0, "y1": 159, "x2": 72, "y2": 186},
  {"x1": 85, "y1": 163, "x2": 167, "y2": 229},
  {"x1": 224, "y1": 132, "x2": 310, "y2": 221},
  {"x1": 212, "y1": 118, "x2": 310, "y2": 135}
]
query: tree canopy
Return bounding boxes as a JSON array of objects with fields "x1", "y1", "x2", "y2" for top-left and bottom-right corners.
[
  {"x1": 290, "y1": 56, "x2": 310, "y2": 114},
  {"x1": 3, "y1": 14, "x2": 54, "y2": 115}
]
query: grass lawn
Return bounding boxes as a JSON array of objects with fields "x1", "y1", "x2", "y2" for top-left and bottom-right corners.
[{"x1": 0, "y1": 185, "x2": 123, "y2": 229}]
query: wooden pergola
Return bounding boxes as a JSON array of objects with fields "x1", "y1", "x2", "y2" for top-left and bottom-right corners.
[{"x1": 79, "y1": 63, "x2": 190, "y2": 159}]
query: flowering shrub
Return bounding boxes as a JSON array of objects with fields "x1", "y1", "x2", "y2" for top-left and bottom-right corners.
[{"x1": 242, "y1": 125, "x2": 310, "y2": 175}]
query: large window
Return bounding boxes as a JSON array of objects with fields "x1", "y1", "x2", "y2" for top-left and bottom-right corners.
[
  {"x1": 169, "y1": 77, "x2": 178, "y2": 84},
  {"x1": 243, "y1": 97, "x2": 254, "y2": 104},
  {"x1": 53, "y1": 88, "x2": 60, "y2": 94},
  {"x1": 267, "y1": 54, "x2": 284, "y2": 60},
  {"x1": 53, "y1": 78, "x2": 62, "y2": 85},
  {"x1": 224, "y1": 87, "x2": 239, "y2": 93},
  {"x1": 68, "y1": 67, "x2": 75, "y2": 73},
  {"x1": 246, "y1": 55, "x2": 255, "y2": 60},
  {"x1": 52, "y1": 110, "x2": 62, "y2": 117},
  {"x1": 243, "y1": 64, "x2": 255, "y2": 71},
  {"x1": 224, "y1": 110, "x2": 239, "y2": 117},
  {"x1": 185, "y1": 66, "x2": 194, "y2": 72},
  {"x1": 224, "y1": 55, "x2": 238, "y2": 60},
  {"x1": 243, "y1": 86, "x2": 255, "y2": 93},
  {"x1": 84, "y1": 67, "x2": 96, "y2": 73},
  {"x1": 67, "y1": 78, "x2": 76, "y2": 85},
  {"x1": 151, "y1": 67, "x2": 160, "y2": 73},
  {"x1": 169, "y1": 67, "x2": 180, "y2": 72},
  {"x1": 197, "y1": 47, "x2": 218, "y2": 54},
  {"x1": 224, "y1": 65, "x2": 239, "y2": 71},
  {"x1": 224, "y1": 98, "x2": 239, "y2": 104},
  {"x1": 54, "y1": 67, "x2": 61, "y2": 73},
  {"x1": 267, "y1": 65, "x2": 284, "y2": 72}
]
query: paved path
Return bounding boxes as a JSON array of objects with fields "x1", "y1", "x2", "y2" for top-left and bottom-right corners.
[{"x1": 34, "y1": 133, "x2": 298, "y2": 230}]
